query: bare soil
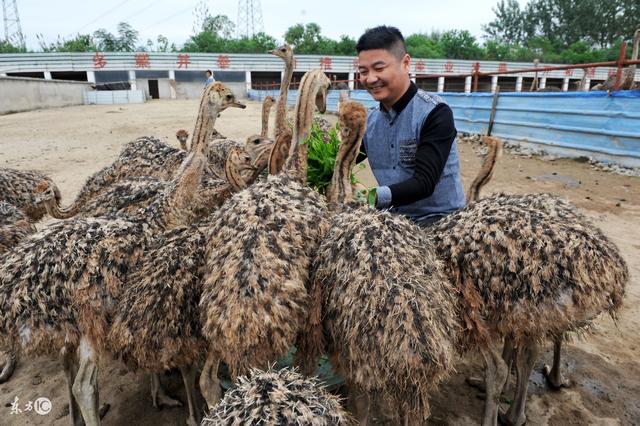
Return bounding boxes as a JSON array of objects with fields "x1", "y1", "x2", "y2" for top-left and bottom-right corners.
[{"x1": 0, "y1": 100, "x2": 638, "y2": 425}]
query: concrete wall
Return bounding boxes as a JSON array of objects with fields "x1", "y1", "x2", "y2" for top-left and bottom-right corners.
[
  {"x1": 0, "y1": 76, "x2": 93, "y2": 114},
  {"x1": 175, "y1": 82, "x2": 247, "y2": 100}
]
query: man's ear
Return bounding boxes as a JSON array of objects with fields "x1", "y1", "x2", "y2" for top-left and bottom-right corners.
[{"x1": 402, "y1": 53, "x2": 411, "y2": 73}]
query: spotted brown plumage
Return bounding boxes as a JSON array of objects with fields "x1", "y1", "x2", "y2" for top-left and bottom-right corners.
[
  {"x1": 299, "y1": 100, "x2": 459, "y2": 424},
  {"x1": 0, "y1": 167, "x2": 61, "y2": 221},
  {"x1": 197, "y1": 70, "x2": 331, "y2": 412},
  {"x1": 40, "y1": 83, "x2": 272, "y2": 221},
  {"x1": 0, "y1": 201, "x2": 37, "y2": 384},
  {"x1": 0, "y1": 82, "x2": 252, "y2": 426},
  {"x1": 202, "y1": 367, "x2": 351, "y2": 425},
  {"x1": 431, "y1": 193, "x2": 628, "y2": 426}
]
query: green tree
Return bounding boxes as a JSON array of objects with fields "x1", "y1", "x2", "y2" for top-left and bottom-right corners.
[
  {"x1": 37, "y1": 33, "x2": 97, "y2": 52},
  {"x1": 0, "y1": 40, "x2": 26, "y2": 53},
  {"x1": 439, "y1": 30, "x2": 484, "y2": 59},
  {"x1": 94, "y1": 22, "x2": 139, "y2": 52},
  {"x1": 405, "y1": 33, "x2": 445, "y2": 58}
]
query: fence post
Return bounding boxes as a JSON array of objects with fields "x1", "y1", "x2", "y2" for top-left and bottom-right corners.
[
  {"x1": 437, "y1": 77, "x2": 445, "y2": 93},
  {"x1": 472, "y1": 62, "x2": 480, "y2": 92},
  {"x1": 614, "y1": 41, "x2": 627, "y2": 91}
]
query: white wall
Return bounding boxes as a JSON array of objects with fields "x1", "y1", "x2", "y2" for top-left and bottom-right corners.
[{"x1": 0, "y1": 76, "x2": 93, "y2": 115}]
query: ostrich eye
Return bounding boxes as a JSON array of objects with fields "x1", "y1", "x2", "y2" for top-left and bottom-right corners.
[
  {"x1": 226, "y1": 94, "x2": 233, "y2": 100},
  {"x1": 252, "y1": 139, "x2": 260, "y2": 144},
  {"x1": 280, "y1": 48, "x2": 286, "y2": 52}
]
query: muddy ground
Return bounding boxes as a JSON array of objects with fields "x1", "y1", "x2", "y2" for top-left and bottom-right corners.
[{"x1": 0, "y1": 99, "x2": 638, "y2": 425}]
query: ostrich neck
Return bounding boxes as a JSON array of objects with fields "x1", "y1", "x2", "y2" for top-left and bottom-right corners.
[
  {"x1": 43, "y1": 196, "x2": 79, "y2": 219},
  {"x1": 275, "y1": 59, "x2": 293, "y2": 138},
  {"x1": 632, "y1": 33, "x2": 639, "y2": 61},
  {"x1": 328, "y1": 131, "x2": 363, "y2": 205},
  {"x1": 261, "y1": 100, "x2": 272, "y2": 138},
  {"x1": 156, "y1": 99, "x2": 220, "y2": 228},
  {"x1": 284, "y1": 76, "x2": 323, "y2": 181}
]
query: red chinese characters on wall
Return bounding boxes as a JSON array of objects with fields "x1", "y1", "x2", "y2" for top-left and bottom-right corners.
[
  {"x1": 135, "y1": 53, "x2": 150, "y2": 68},
  {"x1": 93, "y1": 52, "x2": 107, "y2": 69},
  {"x1": 352, "y1": 57, "x2": 359, "y2": 71},
  {"x1": 586, "y1": 67, "x2": 596, "y2": 78},
  {"x1": 564, "y1": 68, "x2": 573, "y2": 77},
  {"x1": 415, "y1": 60, "x2": 426, "y2": 73},
  {"x1": 443, "y1": 61, "x2": 454, "y2": 73},
  {"x1": 319, "y1": 57, "x2": 333, "y2": 70},
  {"x1": 498, "y1": 63, "x2": 508, "y2": 73},
  {"x1": 217, "y1": 55, "x2": 231, "y2": 69},
  {"x1": 177, "y1": 54, "x2": 191, "y2": 69}
]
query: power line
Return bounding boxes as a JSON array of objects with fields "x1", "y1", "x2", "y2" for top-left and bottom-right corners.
[
  {"x1": 140, "y1": 1, "x2": 198, "y2": 32},
  {"x1": 120, "y1": 0, "x2": 165, "y2": 24},
  {"x1": 68, "y1": 0, "x2": 131, "y2": 37}
]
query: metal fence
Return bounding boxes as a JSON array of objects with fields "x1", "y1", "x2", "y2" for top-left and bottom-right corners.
[{"x1": 248, "y1": 88, "x2": 640, "y2": 168}]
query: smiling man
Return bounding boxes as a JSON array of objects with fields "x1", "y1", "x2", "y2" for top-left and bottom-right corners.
[{"x1": 357, "y1": 26, "x2": 465, "y2": 226}]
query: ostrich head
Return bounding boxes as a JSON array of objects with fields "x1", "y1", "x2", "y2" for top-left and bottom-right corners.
[
  {"x1": 269, "y1": 44, "x2": 293, "y2": 65},
  {"x1": 244, "y1": 134, "x2": 274, "y2": 169},
  {"x1": 205, "y1": 82, "x2": 246, "y2": 120},
  {"x1": 32, "y1": 180, "x2": 56, "y2": 205},
  {"x1": 225, "y1": 146, "x2": 261, "y2": 191},
  {"x1": 175, "y1": 129, "x2": 189, "y2": 150}
]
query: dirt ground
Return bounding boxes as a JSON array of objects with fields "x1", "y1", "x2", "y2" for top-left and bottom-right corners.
[{"x1": 0, "y1": 99, "x2": 638, "y2": 425}]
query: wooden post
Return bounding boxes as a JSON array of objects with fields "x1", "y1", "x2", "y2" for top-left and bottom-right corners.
[
  {"x1": 473, "y1": 62, "x2": 480, "y2": 92},
  {"x1": 614, "y1": 41, "x2": 627, "y2": 91},
  {"x1": 487, "y1": 85, "x2": 500, "y2": 136}
]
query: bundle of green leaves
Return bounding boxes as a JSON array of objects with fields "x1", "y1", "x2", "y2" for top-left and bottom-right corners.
[{"x1": 304, "y1": 120, "x2": 366, "y2": 198}]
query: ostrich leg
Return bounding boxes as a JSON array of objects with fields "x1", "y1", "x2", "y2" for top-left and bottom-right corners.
[
  {"x1": 542, "y1": 334, "x2": 570, "y2": 389},
  {"x1": 199, "y1": 352, "x2": 222, "y2": 410},
  {"x1": 72, "y1": 338, "x2": 100, "y2": 426},
  {"x1": 481, "y1": 343, "x2": 509, "y2": 426},
  {"x1": 180, "y1": 365, "x2": 201, "y2": 426},
  {"x1": 62, "y1": 347, "x2": 83, "y2": 426},
  {"x1": 150, "y1": 373, "x2": 182, "y2": 408},
  {"x1": 0, "y1": 349, "x2": 17, "y2": 383},
  {"x1": 501, "y1": 339, "x2": 540, "y2": 426}
]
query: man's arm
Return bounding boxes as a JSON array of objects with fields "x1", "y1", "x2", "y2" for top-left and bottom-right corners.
[{"x1": 376, "y1": 103, "x2": 456, "y2": 208}]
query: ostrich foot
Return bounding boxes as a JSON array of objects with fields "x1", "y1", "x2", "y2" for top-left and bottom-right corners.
[
  {"x1": 151, "y1": 373, "x2": 183, "y2": 408},
  {"x1": 498, "y1": 410, "x2": 526, "y2": 426},
  {"x1": 542, "y1": 364, "x2": 570, "y2": 390},
  {"x1": 0, "y1": 350, "x2": 17, "y2": 383}
]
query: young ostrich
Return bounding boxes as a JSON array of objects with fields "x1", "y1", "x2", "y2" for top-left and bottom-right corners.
[
  {"x1": 34, "y1": 85, "x2": 273, "y2": 221},
  {"x1": 44, "y1": 83, "x2": 271, "y2": 221},
  {"x1": 271, "y1": 44, "x2": 294, "y2": 140},
  {"x1": 197, "y1": 69, "x2": 332, "y2": 411},
  {"x1": 202, "y1": 367, "x2": 350, "y2": 425},
  {"x1": 0, "y1": 202, "x2": 37, "y2": 383},
  {"x1": 176, "y1": 129, "x2": 189, "y2": 150},
  {"x1": 430, "y1": 192, "x2": 628, "y2": 426},
  {"x1": 0, "y1": 83, "x2": 249, "y2": 426},
  {"x1": 105, "y1": 145, "x2": 264, "y2": 426},
  {"x1": 33, "y1": 140, "x2": 268, "y2": 223},
  {"x1": 0, "y1": 168, "x2": 61, "y2": 221},
  {"x1": 267, "y1": 44, "x2": 296, "y2": 174},
  {"x1": 299, "y1": 100, "x2": 459, "y2": 425},
  {"x1": 592, "y1": 29, "x2": 639, "y2": 91}
]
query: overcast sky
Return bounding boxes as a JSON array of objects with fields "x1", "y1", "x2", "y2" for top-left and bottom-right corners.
[{"x1": 15, "y1": 0, "x2": 529, "y2": 50}]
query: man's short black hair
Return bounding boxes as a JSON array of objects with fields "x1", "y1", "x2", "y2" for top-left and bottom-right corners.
[
  {"x1": 206, "y1": 69, "x2": 212, "y2": 75},
  {"x1": 356, "y1": 26, "x2": 407, "y2": 59}
]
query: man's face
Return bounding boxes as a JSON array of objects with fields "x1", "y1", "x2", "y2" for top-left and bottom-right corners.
[{"x1": 358, "y1": 48, "x2": 410, "y2": 108}]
